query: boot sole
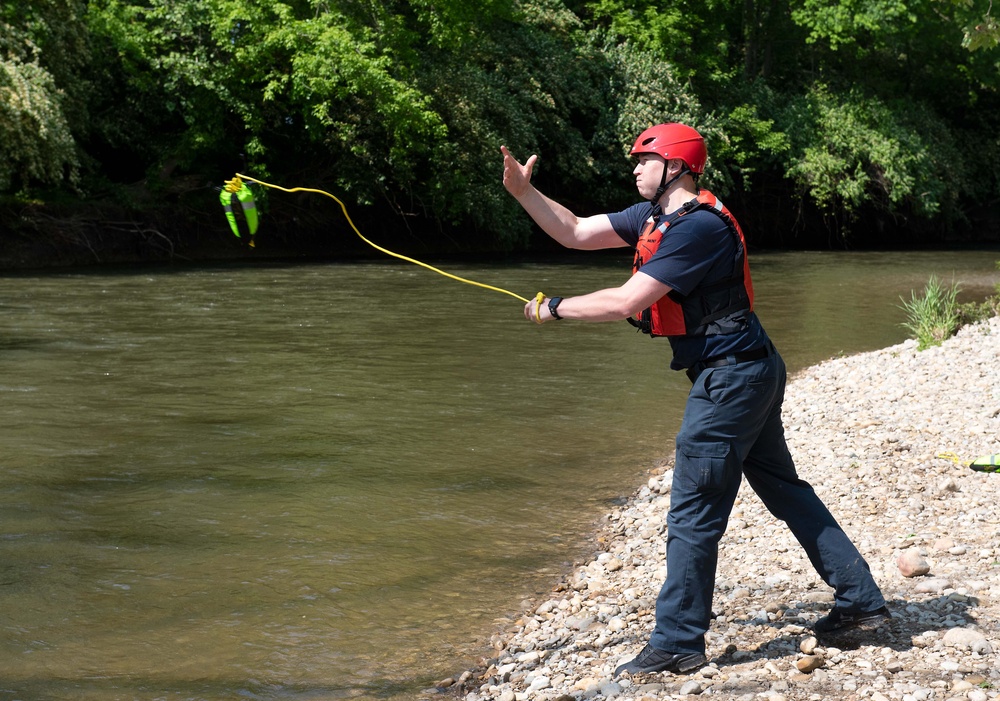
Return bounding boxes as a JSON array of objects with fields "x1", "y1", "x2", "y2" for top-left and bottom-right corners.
[
  {"x1": 816, "y1": 613, "x2": 891, "y2": 637},
  {"x1": 673, "y1": 654, "x2": 708, "y2": 673}
]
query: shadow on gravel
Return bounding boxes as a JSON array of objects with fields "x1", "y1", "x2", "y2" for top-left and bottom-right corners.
[{"x1": 714, "y1": 594, "x2": 977, "y2": 665}]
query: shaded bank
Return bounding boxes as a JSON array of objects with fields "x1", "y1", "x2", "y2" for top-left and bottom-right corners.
[{"x1": 4, "y1": 181, "x2": 1000, "y2": 271}]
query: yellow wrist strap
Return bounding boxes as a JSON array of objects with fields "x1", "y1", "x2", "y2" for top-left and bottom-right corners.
[{"x1": 535, "y1": 292, "x2": 545, "y2": 323}]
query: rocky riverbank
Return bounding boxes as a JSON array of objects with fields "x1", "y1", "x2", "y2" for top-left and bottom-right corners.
[{"x1": 443, "y1": 315, "x2": 1000, "y2": 701}]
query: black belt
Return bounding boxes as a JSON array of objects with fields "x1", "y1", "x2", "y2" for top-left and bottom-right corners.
[{"x1": 686, "y1": 344, "x2": 772, "y2": 383}]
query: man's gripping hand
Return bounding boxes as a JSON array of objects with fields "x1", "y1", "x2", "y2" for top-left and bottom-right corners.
[{"x1": 524, "y1": 295, "x2": 555, "y2": 323}]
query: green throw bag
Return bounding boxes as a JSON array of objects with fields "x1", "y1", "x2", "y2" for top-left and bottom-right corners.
[{"x1": 969, "y1": 454, "x2": 1000, "y2": 473}]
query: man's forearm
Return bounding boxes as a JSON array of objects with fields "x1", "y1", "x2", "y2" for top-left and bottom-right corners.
[
  {"x1": 524, "y1": 273, "x2": 673, "y2": 324},
  {"x1": 514, "y1": 186, "x2": 587, "y2": 249}
]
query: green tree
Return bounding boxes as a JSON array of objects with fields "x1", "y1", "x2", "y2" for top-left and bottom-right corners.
[
  {"x1": 6, "y1": 0, "x2": 1000, "y2": 252},
  {"x1": 85, "y1": 1, "x2": 452, "y2": 181},
  {"x1": 83, "y1": 0, "x2": 639, "y2": 248},
  {"x1": 780, "y1": 0, "x2": 1000, "y2": 236},
  {"x1": 777, "y1": 85, "x2": 966, "y2": 229},
  {"x1": 0, "y1": 1, "x2": 86, "y2": 192}
]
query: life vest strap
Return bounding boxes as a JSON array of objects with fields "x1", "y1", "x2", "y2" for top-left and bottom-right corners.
[{"x1": 630, "y1": 191, "x2": 752, "y2": 337}]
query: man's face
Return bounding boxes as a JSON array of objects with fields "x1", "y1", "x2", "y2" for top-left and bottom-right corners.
[{"x1": 632, "y1": 154, "x2": 667, "y2": 200}]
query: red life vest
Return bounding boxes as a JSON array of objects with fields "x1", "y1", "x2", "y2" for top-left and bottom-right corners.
[{"x1": 629, "y1": 190, "x2": 755, "y2": 337}]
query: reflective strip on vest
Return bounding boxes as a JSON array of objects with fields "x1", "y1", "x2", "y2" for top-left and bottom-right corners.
[{"x1": 220, "y1": 186, "x2": 259, "y2": 238}]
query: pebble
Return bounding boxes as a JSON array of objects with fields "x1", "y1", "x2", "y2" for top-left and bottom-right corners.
[
  {"x1": 678, "y1": 679, "x2": 703, "y2": 695},
  {"x1": 942, "y1": 627, "x2": 988, "y2": 648},
  {"x1": 898, "y1": 550, "x2": 931, "y2": 577},
  {"x1": 795, "y1": 655, "x2": 824, "y2": 673},
  {"x1": 913, "y1": 577, "x2": 951, "y2": 593},
  {"x1": 454, "y1": 316, "x2": 1000, "y2": 701}
]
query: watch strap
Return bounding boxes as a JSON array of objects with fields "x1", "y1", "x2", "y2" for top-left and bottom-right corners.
[{"x1": 548, "y1": 296, "x2": 563, "y2": 320}]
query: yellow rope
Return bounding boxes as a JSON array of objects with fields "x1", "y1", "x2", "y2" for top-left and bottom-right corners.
[{"x1": 235, "y1": 173, "x2": 533, "y2": 304}]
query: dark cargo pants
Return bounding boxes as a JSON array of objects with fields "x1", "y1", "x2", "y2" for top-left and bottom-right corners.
[{"x1": 648, "y1": 348, "x2": 886, "y2": 654}]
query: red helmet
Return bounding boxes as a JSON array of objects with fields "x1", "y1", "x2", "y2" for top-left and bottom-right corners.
[{"x1": 630, "y1": 123, "x2": 707, "y2": 175}]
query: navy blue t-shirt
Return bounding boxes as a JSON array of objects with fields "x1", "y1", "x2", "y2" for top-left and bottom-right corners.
[{"x1": 608, "y1": 200, "x2": 769, "y2": 370}]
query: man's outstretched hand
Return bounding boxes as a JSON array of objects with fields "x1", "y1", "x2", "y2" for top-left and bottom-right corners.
[{"x1": 500, "y1": 145, "x2": 537, "y2": 198}]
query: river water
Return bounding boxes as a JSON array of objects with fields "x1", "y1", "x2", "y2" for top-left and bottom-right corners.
[{"x1": 0, "y1": 249, "x2": 996, "y2": 700}]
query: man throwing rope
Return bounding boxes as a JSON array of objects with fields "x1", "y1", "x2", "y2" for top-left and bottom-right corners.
[{"x1": 501, "y1": 123, "x2": 889, "y2": 677}]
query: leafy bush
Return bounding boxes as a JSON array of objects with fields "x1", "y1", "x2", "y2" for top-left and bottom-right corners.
[
  {"x1": 778, "y1": 85, "x2": 963, "y2": 226},
  {"x1": 713, "y1": 83, "x2": 792, "y2": 193},
  {"x1": 416, "y1": 4, "x2": 610, "y2": 247},
  {"x1": 0, "y1": 57, "x2": 79, "y2": 192},
  {"x1": 1, "y1": 4, "x2": 84, "y2": 192},
  {"x1": 590, "y1": 40, "x2": 716, "y2": 189},
  {"x1": 958, "y1": 260, "x2": 1000, "y2": 323}
]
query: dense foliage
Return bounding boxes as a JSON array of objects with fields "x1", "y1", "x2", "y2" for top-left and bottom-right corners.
[{"x1": 3, "y1": 0, "x2": 1000, "y2": 253}]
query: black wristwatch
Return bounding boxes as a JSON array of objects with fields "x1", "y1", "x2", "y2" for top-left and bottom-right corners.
[{"x1": 548, "y1": 296, "x2": 563, "y2": 320}]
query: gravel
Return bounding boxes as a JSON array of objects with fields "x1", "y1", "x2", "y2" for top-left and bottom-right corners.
[{"x1": 441, "y1": 314, "x2": 1000, "y2": 701}]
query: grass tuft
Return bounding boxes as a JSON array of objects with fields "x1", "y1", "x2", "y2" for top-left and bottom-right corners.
[{"x1": 899, "y1": 275, "x2": 961, "y2": 350}]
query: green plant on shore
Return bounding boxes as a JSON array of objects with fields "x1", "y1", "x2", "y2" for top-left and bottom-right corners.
[
  {"x1": 959, "y1": 259, "x2": 1000, "y2": 324},
  {"x1": 899, "y1": 275, "x2": 962, "y2": 350},
  {"x1": 901, "y1": 261, "x2": 1000, "y2": 349},
  {"x1": 958, "y1": 296, "x2": 1000, "y2": 326}
]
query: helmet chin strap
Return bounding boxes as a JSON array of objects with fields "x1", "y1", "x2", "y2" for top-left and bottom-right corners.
[{"x1": 650, "y1": 164, "x2": 691, "y2": 207}]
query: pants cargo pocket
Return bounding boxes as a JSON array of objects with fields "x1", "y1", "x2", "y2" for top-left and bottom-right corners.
[{"x1": 675, "y1": 440, "x2": 737, "y2": 492}]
